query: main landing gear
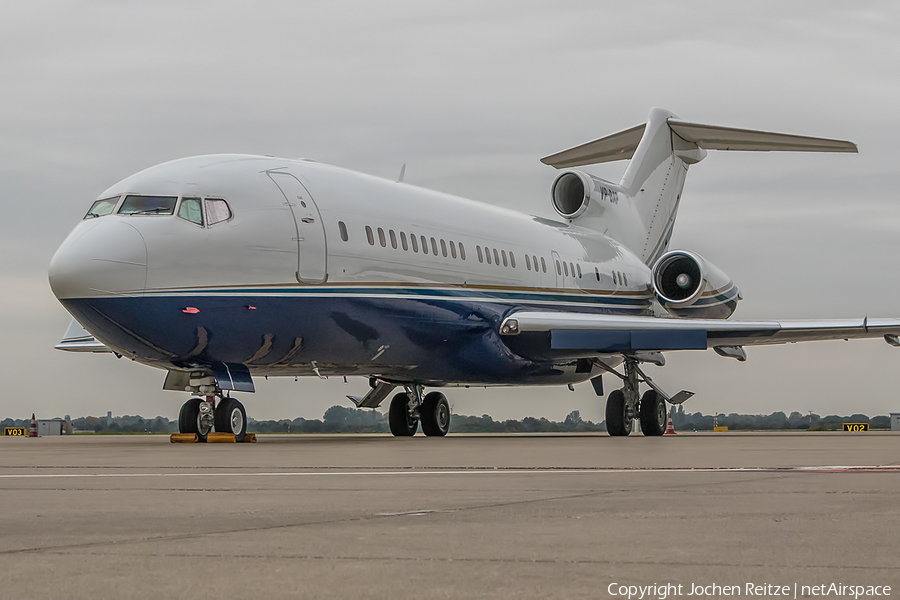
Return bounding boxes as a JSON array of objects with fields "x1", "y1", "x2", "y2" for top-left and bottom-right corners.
[
  {"x1": 178, "y1": 395, "x2": 248, "y2": 442},
  {"x1": 602, "y1": 355, "x2": 693, "y2": 437},
  {"x1": 388, "y1": 385, "x2": 451, "y2": 437}
]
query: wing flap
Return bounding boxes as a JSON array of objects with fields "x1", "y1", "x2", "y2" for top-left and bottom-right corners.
[{"x1": 502, "y1": 311, "x2": 900, "y2": 353}]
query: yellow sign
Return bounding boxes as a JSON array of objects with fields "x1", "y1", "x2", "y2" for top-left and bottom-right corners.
[
  {"x1": 4, "y1": 427, "x2": 27, "y2": 436},
  {"x1": 842, "y1": 423, "x2": 869, "y2": 432},
  {"x1": 714, "y1": 426, "x2": 728, "y2": 432}
]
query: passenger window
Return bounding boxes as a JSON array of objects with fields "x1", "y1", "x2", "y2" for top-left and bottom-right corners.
[
  {"x1": 613, "y1": 272, "x2": 618, "y2": 285},
  {"x1": 389, "y1": 230, "x2": 397, "y2": 249},
  {"x1": 205, "y1": 198, "x2": 232, "y2": 225},
  {"x1": 510, "y1": 253, "x2": 516, "y2": 268},
  {"x1": 119, "y1": 195, "x2": 178, "y2": 216},
  {"x1": 563, "y1": 262, "x2": 569, "y2": 276},
  {"x1": 431, "y1": 237, "x2": 438, "y2": 255},
  {"x1": 533, "y1": 255, "x2": 539, "y2": 271},
  {"x1": 366, "y1": 226, "x2": 375, "y2": 245},
  {"x1": 525, "y1": 254, "x2": 531, "y2": 270},
  {"x1": 556, "y1": 260, "x2": 561, "y2": 276},
  {"x1": 411, "y1": 234, "x2": 418, "y2": 252},
  {"x1": 485, "y1": 247, "x2": 492, "y2": 264},
  {"x1": 84, "y1": 196, "x2": 120, "y2": 219},
  {"x1": 569, "y1": 262, "x2": 575, "y2": 278},
  {"x1": 450, "y1": 241, "x2": 457, "y2": 259},
  {"x1": 595, "y1": 267, "x2": 600, "y2": 282},
  {"x1": 459, "y1": 243, "x2": 466, "y2": 260},
  {"x1": 338, "y1": 221, "x2": 348, "y2": 242},
  {"x1": 378, "y1": 228, "x2": 386, "y2": 247},
  {"x1": 576, "y1": 264, "x2": 582, "y2": 278},
  {"x1": 178, "y1": 197, "x2": 203, "y2": 226},
  {"x1": 501, "y1": 250, "x2": 508, "y2": 267},
  {"x1": 623, "y1": 273, "x2": 628, "y2": 286},
  {"x1": 421, "y1": 235, "x2": 429, "y2": 254},
  {"x1": 493, "y1": 248, "x2": 500, "y2": 265},
  {"x1": 440, "y1": 239, "x2": 447, "y2": 257},
  {"x1": 541, "y1": 257, "x2": 547, "y2": 273},
  {"x1": 477, "y1": 246, "x2": 483, "y2": 263},
  {"x1": 400, "y1": 231, "x2": 408, "y2": 251}
]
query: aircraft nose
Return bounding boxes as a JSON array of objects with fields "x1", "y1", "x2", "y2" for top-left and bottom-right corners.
[{"x1": 49, "y1": 219, "x2": 148, "y2": 300}]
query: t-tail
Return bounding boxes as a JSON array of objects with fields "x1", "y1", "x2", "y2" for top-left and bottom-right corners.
[{"x1": 541, "y1": 107, "x2": 858, "y2": 265}]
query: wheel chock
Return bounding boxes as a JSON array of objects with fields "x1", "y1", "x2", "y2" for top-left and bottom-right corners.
[
  {"x1": 238, "y1": 433, "x2": 257, "y2": 443},
  {"x1": 170, "y1": 433, "x2": 198, "y2": 443},
  {"x1": 206, "y1": 433, "x2": 236, "y2": 443}
]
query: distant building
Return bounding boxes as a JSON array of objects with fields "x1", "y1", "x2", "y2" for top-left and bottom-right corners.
[
  {"x1": 37, "y1": 419, "x2": 71, "y2": 436},
  {"x1": 891, "y1": 413, "x2": 900, "y2": 432}
]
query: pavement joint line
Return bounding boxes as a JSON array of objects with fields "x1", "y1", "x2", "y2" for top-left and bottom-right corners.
[
  {"x1": 29, "y1": 550, "x2": 900, "y2": 571},
  {"x1": 1, "y1": 466, "x2": 900, "y2": 479}
]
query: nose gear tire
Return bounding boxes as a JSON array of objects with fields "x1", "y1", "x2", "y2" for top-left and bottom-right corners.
[
  {"x1": 215, "y1": 397, "x2": 248, "y2": 442},
  {"x1": 178, "y1": 397, "x2": 209, "y2": 442}
]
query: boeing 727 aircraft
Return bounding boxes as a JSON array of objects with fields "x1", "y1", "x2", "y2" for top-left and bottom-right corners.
[{"x1": 48, "y1": 108, "x2": 900, "y2": 441}]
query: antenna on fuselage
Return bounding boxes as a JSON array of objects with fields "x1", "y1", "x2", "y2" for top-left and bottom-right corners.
[{"x1": 397, "y1": 163, "x2": 406, "y2": 183}]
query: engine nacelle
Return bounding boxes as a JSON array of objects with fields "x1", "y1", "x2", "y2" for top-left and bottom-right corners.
[
  {"x1": 651, "y1": 250, "x2": 741, "y2": 319},
  {"x1": 550, "y1": 170, "x2": 620, "y2": 220}
]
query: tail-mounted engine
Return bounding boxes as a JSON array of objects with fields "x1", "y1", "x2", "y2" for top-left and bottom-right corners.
[
  {"x1": 550, "y1": 170, "x2": 620, "y2": 220},
  {"x1": 651, "y1": 250, "x2": 741, "y2": 319}
]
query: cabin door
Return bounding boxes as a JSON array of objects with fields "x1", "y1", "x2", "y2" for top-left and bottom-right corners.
[{"x1": 267, "y1": 171, "x2": 328, "y2": 283}]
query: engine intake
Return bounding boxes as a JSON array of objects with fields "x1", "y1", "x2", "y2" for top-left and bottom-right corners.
[
  {"x1": 651, "y1": 250, "x2": 741, "y2": 319},
  {"x1": 550, "y1": 170, "x2": 620, "y2": 220},
  {"x1": 653, "y1": 252, "x2": 704, "y2": 305},
  {"x1": 551, "y1": 172, "x2": 589, "y2": 218}
]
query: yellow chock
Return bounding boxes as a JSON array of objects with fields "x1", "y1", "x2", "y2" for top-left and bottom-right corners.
[
  {"x1": 239, "y1": 433, "x2": 257, "y2": 443},
  {"x1": 170, "y1": 433, "x2": 198, "y2": 443},
  {"x1": 206, "y1": 432, "x2": 236, "y2": 443}
]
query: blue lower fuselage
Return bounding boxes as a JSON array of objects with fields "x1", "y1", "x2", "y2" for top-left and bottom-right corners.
[{"x1": 61, "y1": 286, "x2": 652, "y2": 386}]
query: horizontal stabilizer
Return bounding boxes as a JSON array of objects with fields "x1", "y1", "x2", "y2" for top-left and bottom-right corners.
[
  {"x1": 55, "y1": 319, "x2": 111, "y2": 353},
  {"x1": 668, "y1": 120, "x2": 858, "y2": 153},
  {"x1": 541, "y1": 114, "x2": 857, "y2": 169},
  {"x1": 541, "y1": 123, "x2": 646, "y2": 168}
]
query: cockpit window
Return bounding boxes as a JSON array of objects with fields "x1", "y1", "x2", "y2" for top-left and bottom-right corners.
[
  {"x1": 84, "y1": 196, "x2": 120, "y2": 219},
  {"x1": 177, "y1": 197, "x2": 204, "y2": 226},
  {"x1": 118, "y1": 195, "x2": 177, "y2": 216},
  {"x1": 205, "y1": 198, "x2": 232, "y2": 225}
]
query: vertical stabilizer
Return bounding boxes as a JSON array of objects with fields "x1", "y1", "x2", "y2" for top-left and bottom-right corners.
[{"x1": 619, "y1": 108, "x2": 693, "y2": 264}]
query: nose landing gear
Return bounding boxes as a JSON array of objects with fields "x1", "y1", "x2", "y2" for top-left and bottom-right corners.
[{"x1": 178, "y1": 395, "x2": 248, "y2": 442}]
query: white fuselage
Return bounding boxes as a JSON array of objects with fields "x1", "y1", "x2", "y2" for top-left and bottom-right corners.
[{"x1": 49, "y1": 154, "x2": 657, "y2": 387}]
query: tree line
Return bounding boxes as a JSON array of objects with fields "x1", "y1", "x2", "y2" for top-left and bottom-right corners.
[{"x1": 3, "y1": 406, "x2": 893, "y2": 434}]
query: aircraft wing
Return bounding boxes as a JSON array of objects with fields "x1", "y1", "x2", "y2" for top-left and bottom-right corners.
[
  {"x1": 499, "y1": 312, "x2": 900, "y2": 355},
  {"x1": 55, "y1": 318, "x2": 112, "y2": 353}
]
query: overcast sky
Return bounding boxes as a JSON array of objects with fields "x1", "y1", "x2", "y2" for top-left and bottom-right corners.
[{"x1": 2, "y1": 1, "x2": 900, "y2": 423}]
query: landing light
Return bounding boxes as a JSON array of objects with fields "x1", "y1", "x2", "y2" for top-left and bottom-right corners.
[{"x1": 500, "y1": 319, "x2": 519, "y2": 335}]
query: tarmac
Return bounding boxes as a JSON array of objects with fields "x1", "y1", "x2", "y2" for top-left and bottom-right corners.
[{"x1": 0, "y1": 432, "x2": 898, "y2": 599}]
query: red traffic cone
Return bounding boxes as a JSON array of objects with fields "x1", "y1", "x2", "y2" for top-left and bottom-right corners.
[
  {"x1": 664, "y1": 410, "x2": 677, "y2": 435},
  {"x1": 28, "y1": 413, "x2": 38, "y2": 437}
]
